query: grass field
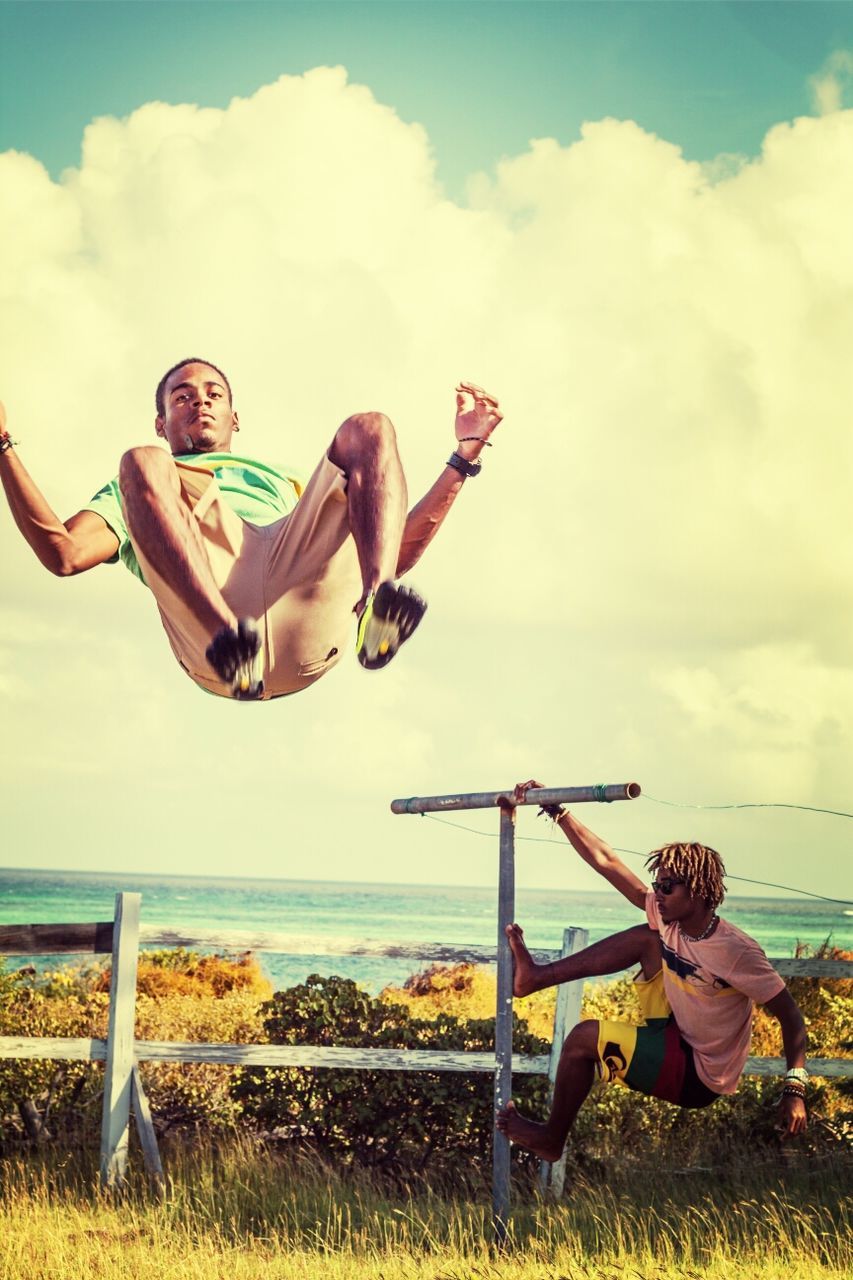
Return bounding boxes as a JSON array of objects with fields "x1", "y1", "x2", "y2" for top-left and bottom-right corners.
[{"x1": 0, "y1": 1135, "x2": 849, "y2": 1280}]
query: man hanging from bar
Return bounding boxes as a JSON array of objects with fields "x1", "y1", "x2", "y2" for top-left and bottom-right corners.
[
  {"x1": 0, "y1": 362, "x2": 502, "y2": 699},
  {"x1": 496, "y1": 780, "x2": 809, "y2": 1159}
]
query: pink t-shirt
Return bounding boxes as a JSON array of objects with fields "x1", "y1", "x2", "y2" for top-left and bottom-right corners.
[{"x1": 645, "y1": 891, "x2": 785, "y2": 1094}]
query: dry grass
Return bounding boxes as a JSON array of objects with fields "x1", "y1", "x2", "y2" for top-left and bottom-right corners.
[{"x1": 0, "y1": 1135, "x2": 849, "y2": 1280}]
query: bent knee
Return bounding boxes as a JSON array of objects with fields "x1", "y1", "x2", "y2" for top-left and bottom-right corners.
[
  {"x1": 562, "y1": 1018, "x2": 600, "y2": 1058},
  {"x1": 334, "y1": 410, "x2": 396, "y2": 455},
  {"x1": 119, "y1": 445, "x2": 177, "y2": 495}
]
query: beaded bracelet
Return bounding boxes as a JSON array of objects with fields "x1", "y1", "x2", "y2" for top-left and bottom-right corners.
[{"x1": 0, "y1": 433, "x2": 17, "y2": 455}]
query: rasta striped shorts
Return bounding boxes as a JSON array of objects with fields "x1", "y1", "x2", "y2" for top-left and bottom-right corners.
[{"x1": 595, "y1": 969, "x2": 720, "y2": 1109}]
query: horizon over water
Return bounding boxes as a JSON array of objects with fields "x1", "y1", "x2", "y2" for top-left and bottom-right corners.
[{"x1": 1, "y1": 866, "x2": 850, "y2": 993}]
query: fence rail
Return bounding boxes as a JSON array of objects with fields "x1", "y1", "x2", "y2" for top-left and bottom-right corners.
[{"x1": 1, "y1": 895, "x2": 851, "y2": 1227}]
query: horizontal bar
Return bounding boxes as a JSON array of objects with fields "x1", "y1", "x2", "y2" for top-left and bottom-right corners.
[
  {"x1": 0, "y1": 922, "x2": 114, "y2": 956},
  {"x1": 391, "y1": 783, "x2": 641, "y2": 814},
  {"x1": 0, "y1": 1037, "x2": 849, "y2": 1078}
]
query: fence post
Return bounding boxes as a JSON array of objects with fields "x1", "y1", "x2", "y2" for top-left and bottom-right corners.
[
  {"x1": 493, "y1": 803, "x2": 516, "y2": 1247},
  {"x1": 539, "y1": 926, "x2": 589, "y2": 1196},
  {"x1": 100, "y1": 892, "x2": 141, "y2": 1191},
  {"x1": 131, "y1": 1065, "x2": 164, "y2": 1196}
]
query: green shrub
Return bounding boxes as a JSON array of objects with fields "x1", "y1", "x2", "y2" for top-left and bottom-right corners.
[{"x1": 233, "y1": 973, "x2": 551, "y2": 1173}]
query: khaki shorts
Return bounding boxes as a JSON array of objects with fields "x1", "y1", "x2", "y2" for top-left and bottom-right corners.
[{"x1": 128, "y1": 453, "x2": 362, "y2": 699}]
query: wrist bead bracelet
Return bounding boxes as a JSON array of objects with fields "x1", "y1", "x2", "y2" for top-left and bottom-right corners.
[{"x1": 0, "y1": 434, "x2": 16, "y2": 454}]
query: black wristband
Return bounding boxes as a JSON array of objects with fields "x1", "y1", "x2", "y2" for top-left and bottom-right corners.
[{"x1": 447, "y1": 451, "x2": 482, "y2": 478}]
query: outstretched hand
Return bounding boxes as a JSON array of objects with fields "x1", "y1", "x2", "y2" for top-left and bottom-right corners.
[{"x1": 454, "y1": 382, "x2": 503, "y2": 458}]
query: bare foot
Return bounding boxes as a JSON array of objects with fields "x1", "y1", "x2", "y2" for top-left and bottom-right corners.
[
  {"x1": 496, "y1": 1101, "x2": 564, "y2": 1162},
  {"x1": 505, "y1": 923, "x2": 545, "y2": 997}
]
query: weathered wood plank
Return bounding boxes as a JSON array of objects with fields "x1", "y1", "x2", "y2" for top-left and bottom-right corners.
[
  {"x1": 0, "y1": 922, "x2": 114, "y2": 956},
  {"x1": 131, "y1": 1065, "x2": 164, "y2": 1195},
  {"x1": 0, "y1": 1036, "x2": 107, "y2": 1061},
  {"x1": 132, "y1": 1042, "x2": 552, "y2": 1073},
  {"x1": 743, "y1": 1056, "x2": 853, "y2": 1079},
  {"x1": 0, "y1": 1036, "x2": 848, "y2": 1078},
  {"x1": 541, "y1": 927, "x2": 589, "y2": 1197},
  {"x1": 100, "y1": 894, "x2": 141, "y2": 1191},
  {"x1": 770, "y1": 958, "x2": 853, "y2": 978}
]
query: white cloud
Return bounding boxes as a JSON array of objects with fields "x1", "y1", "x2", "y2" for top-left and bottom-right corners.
[
  {"x1": 810, "y1": 50, "x2": 853, "y2": 116},
  {"x1": 2, "y1": 66, "x2": 852, "y2": 896}
]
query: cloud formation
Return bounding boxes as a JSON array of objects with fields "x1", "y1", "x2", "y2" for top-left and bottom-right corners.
[{"x1": 2, "y1": 66, "x2": 852, "y2": 894}]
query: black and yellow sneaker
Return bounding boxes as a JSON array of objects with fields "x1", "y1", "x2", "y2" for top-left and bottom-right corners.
[
  {"x1": 206, "y1": 617, "x2": 264, "y2": 699},
  {"x1": 355, "y1": 581, "x2": 427, "y2": 670}
]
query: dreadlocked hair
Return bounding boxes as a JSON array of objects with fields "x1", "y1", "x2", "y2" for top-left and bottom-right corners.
[{"x1": 645, "y1": 843, "x2": 727, "y2": 909}]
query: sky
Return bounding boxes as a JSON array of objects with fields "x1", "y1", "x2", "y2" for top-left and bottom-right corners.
[{"x1": 1, "y1": 1, "x2": 853, "y2": 912}]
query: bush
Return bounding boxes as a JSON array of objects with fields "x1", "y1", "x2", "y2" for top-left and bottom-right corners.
[
  {"x1": 0, "y1": 952, "x2": 271, "y2": 1142},
  {"x1": 233, "y1": 973, "x2": 551, "y2": 1173}
]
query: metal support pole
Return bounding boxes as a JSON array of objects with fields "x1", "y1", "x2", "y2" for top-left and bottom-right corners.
[
  {"x1": 493, "y1": 803, "x2": 515, "y2": 1247},
  {"x1": 391, "y1": 780, "x2": 640, "y2": 1248}
]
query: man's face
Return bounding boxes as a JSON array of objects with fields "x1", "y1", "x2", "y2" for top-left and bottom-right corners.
[
  {"x1": 155, "y1": 362, "x2": 238, "y2": 455},
  {"x1": 652, "y1": 869, "x2": 703, "y2": 925}
]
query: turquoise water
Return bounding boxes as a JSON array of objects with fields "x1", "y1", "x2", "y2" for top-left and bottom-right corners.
[{"x1": 1, "y1": 868, "x2": 849, "y2": 993}]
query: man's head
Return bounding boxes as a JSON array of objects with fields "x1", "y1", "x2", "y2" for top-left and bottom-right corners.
[
  {"x1": 646, "y1": 842, "x2": 727, "y2": 923},
  {"x1": 154, "y1": 358, "x2": 238, "y2": 456}
]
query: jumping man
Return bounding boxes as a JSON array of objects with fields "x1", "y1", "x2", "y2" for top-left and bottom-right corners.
[
  {"x1": 0, "y1": 362, "x2": 502, "y2": 699},
  {"x1": 496, "y1": 780, "x2": 808, "y2": 1161}
]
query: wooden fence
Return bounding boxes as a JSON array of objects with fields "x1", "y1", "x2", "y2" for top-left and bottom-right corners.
[{"x1": 1, "y1": 893, "x2": 850, "y2": 1208}]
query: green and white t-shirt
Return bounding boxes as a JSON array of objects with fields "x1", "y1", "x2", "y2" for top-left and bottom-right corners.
[{"x1": 85, "y1": 452, "x2": 305, "y2": 582}]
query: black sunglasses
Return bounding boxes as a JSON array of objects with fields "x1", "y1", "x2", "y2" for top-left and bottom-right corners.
[{"x1": 652, "y1": 877, "x2": 686, "y2": 896}]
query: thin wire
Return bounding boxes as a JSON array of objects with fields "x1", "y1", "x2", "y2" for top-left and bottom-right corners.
[
  {"x1": 417, "y1": 813, "x2": 853, "y2": 906},
  {"x1": 644, "y1": 793, "x2": 853, "y2": 821}
]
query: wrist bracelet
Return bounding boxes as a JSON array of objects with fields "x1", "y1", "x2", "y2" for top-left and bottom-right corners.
[
  {"x1": 447, "y1": 451, "x2": 482, "y2": 478},
  {"x1": 459, "y1": 436, "x2": 492, "y2": 446},
  {"x1": 785, "y1": 1067, "x2": 809, "y2": 1084},
  {"x1": 0, "y1": 434, "x2": 16, "y2": 455},
  {"x1": 538, "y1": 805, "x2": 567, "y2": 822}
]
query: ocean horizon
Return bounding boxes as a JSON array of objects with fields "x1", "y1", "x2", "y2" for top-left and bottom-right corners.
[{"x1": 1, "y1": 866, "x2": 850, "y2": 993}]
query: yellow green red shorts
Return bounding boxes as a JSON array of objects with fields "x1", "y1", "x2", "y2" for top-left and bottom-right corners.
[{"x1": 596, "y1": 970, "x2": 720, "y2": 1109}]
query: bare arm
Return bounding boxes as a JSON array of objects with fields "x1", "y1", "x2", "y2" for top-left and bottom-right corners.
[
  {"x1": 396, "y1": 382, "x2": 503, "y2": 577},
  {"x1": 514, "y1": 779, "x2": 648, "y2": 910},
  {"x1": 764, "y1": 986, "x2": 808, "y2": 1137},
  {"x1": 0, "y1": 406, "x2": 119, "y2": 576}
]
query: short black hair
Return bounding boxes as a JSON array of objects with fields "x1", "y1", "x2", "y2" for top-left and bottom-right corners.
[{"x1": 155, "y1": 358, "x2": 233, "y2": 417}]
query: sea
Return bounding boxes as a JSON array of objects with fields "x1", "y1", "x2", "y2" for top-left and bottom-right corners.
[{"x1": 1, "y1": 868, "x2": 850, "y2": 994}]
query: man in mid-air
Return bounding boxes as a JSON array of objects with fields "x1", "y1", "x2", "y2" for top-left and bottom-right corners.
[
  {"x1": 497, "y1": 780, "x2": 808, "y2": 1160},
  {"x1": 0, "y1": 360, "x2": 502, "y2": 699}
]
